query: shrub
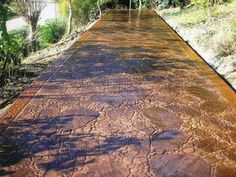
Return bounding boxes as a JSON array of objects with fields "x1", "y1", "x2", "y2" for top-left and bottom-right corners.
[
  {"x1": 191, "y1": 0, "x2": 209, "y2": 7},
  {"x1": 0, "y1": 28, "x2": 27, "y2": 65},
  {"x1": 38, "y1": 20, "x2": 65, "y2": 48},
  {"x1": 157, "y1": 0, "x2": 189, "y2": 8},
  {"x1": 0, "y1": 28, "x2": 27, "y2": 85},
  {"x1": 9, "y1": 28, "x2": 28, "y2": 56},
  {"x1": 215, "y1": 30, "x2": 236, "y2": 56},
  {"x1": 191, "y1": 0, "x2": 230, "y2": 7}
]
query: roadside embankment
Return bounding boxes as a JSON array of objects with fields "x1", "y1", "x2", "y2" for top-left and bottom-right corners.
[{"x1": 155, "y1": 4, "x2": 236, "y2": 90}]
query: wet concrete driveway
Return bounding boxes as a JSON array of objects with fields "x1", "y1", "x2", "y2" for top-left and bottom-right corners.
[{"x1": 1, "y1": 9, "x2": 236, "y2": 177}]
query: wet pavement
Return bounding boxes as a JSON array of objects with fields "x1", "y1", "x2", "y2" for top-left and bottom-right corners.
[{"x1": 1, "y1": 9, "x2": 236, "y2": 177}]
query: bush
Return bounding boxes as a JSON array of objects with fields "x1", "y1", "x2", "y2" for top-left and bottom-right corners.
[
  {"x1": 191, "y1": 0, "x2": 230, "y2": 7},
  {"x1": 214, "y1": 30, "x2": 236, "y2": 56},
  {"x1": 157, "y1": 0, "x2": 188, "y2": 8},
  {"x1": 9, "y1": 28, "x2": 28, "y2": 57},
  {"x1": 143, "y1": 0, "x2": 159, "y2": 7},
  {"x1": 39, "y1": 20, "x2": 65, "y2": 48},
  {"x1": 0, "y1": 28, "x2": 27, "y2": 85},
  {"x1": 100, "y1": 0, "x2": 158, "y2": 9},
  {"x1": 0, "y1": 28, "x2": 27, "y2": 65},
  {"x1": 191, "y1": 0, "x2": 208, "y2": 7}
]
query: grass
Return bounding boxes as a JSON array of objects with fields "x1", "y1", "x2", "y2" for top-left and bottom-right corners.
[
  {"x1": 158, "y1": 0, "x2": 236, "y2": 57},
  {"x1": 161, "y1": 0, "x2": 236, "y2": 26},
  {"x1": 210, "y1": 0, "x2": 236, "y2": 17},
  {"x1": 162, "y1": 7, "x2": 208, "y2": 25},
  {"x1": 232, "y1": 20, "x2": 236, "y2": 39}
]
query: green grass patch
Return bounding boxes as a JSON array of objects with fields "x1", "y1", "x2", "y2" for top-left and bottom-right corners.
[
  {"x1": 165, "y1": 7, "x2": 208, "y2": 25},
  {"x1": 210, "y1": 0, "x2": 236, "y2": 17},
  {"x1": 162, "y1": 0, "x2": 236, "y2": 26},
  {"x1": 232, "y1": 20, "x2": 236, "y2": 39}
]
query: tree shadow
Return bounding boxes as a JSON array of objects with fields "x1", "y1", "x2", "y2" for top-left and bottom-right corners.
[
  {"x1": 10, "y1": 42, "x2": 197, "y2": 104},
  {"x1": 0, "y1": 114, "x2": 142, "y2": 175},
  {"x1": 0, "y1": 10, "x2": 204, "y2": 176},
  {"x1": 35, "y1": 43, "x2": 195, "y2": 83}
]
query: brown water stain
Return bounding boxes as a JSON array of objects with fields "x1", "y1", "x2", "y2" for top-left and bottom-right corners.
[
  {"x1": 182, "y1": 106, "x2": 201, "y2": 117},
  {"x1": 215, "y1": 166, "x2": 236, "y2": 177},
  {"x1": 200, "y1": 100, "x2": 228, "y2": 113},
  {"x1": 186, "y1": 86, "x2": 218, "y2": 101},
  {"x1": 223, "y1": 148, "x2": 236, "y2": 162},
  {"x1": 150, "y1": 154, "x2": 211, "y2": 177},
  {"x1": 142, "y1": 107, "x2": 182, "y2": 129},
  {"x1": 151, "y1": 130, "x2": 189, "y2": 154},
  {"x1": 222, "y1": 114, "x2": 236, "y2": 124},
  {"x1": 195, "y1": 137, "x2": 227, "y2": 153}
]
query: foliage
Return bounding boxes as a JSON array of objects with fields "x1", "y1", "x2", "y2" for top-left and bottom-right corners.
[
  {"x1": 214, "y1": 30, "x2": 236, "y2": 56},
  {"x1": 0, "y1": 28, "x2": 27, "y2": 85},
  {"x1": 161, "y1": 0, "x2": 236, "y2": 25},
  {"x1": 162, "y1": 7, "x2": 208, "y2": 25},
  {"x1": 157, "y1": 0, "x2": 189, "y2": 8},
  {"x1": 8, "y1": 28, "x2": 27, "y2": 58},
  {"x1": 38, "y1": 20, "x2": 65, "y2": 48},
  {"x1": 100, "y1": 0, "x2": 158, "y2": 8},
  {"x1": 0, "y1": 2, "x2": 12, "y2": 79},
  {"x1": 191, "y1": 0, "x2": 231, "y2": 7},
  {"x1": 10, "y1": 0, "x2": 46, "y2": 51},
  {"x1": 131, "y1": 0, "x2": 158, "y2": 8},
  {"x1": 7, "y1": 11, "x2": 17, "y2": 20},
  {"x1": 0, "y1": 28, "x2": 27, "y2": 64},
  {"x1": 191, "y1": 0, "x2": 209, "y2": 7},
  {"x1": 71, "y1": 0, "x2": 98, "y2": 26},
  {"x1": 143, "y1": 0, "x2": 159, "y2": 7}
]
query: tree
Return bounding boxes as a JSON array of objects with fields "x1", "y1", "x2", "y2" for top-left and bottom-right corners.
[
  {"x1": 0, "y1": 0, "x2": 10, "y2": 71},
  {"x1": 11, "y1": 0, "x2": 45, "y2": 51},
  {"x1": 97, "y1": 0, "x2": 102, "y2": 17},
  {"x1": 71, "y1": 0, "x2": 98, "y2": 27},
  {"x1": 66, "y1": 0, "x2": 72, "y2": 35},
  {"x1": 139, "y1": 0, "x2": 142, "y2": 9}
]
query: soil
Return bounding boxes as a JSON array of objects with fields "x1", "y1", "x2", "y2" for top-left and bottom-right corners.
[{"x1": 0, "y1": 63, "x2": 47, "y2": 113}]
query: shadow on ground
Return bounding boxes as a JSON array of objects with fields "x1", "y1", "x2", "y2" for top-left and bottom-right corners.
[
  {"x1": 0, "y1": 114, "x2": 142, "y2": 175},
  {"x1": 0, "y1": 27, "x2": 205, "y2": 176}
]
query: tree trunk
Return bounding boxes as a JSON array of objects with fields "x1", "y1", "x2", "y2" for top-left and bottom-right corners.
[
  {"x1": 129, "y1": 0, "x2": 132, "y2": 10},
  {"x1": 28, "y1": 21, "x2": 38, "y2": 52},
  {"x1": 67, "y1": 0, "x2": 72, "y2": 35},
  {"x1": 0, "y1": 5, "x2": 10, "y2": 69},
  {"x1": 97, "y1": 0, "x2": 101, "y2": 18},
  {"x1": 0, "y1": 6, "x2": 9, "y2": 41},
  {"x1": 139, "y1": 0, "x2": 142, "y2": 9},
  {"x1": 0, "y1": 6, "x2": 8, "y2": 85}
]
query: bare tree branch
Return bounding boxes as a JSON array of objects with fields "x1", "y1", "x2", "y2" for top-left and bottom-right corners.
[
  {"x1": 11, "y1": 0, "x2": 45, "y2": 26},
  {"x1": 11, "y1": 0, "x2": 45, "y2": 51}
]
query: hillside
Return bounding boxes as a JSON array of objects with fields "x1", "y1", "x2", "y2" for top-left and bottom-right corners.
[{"x1": 157, "y1": 0, "x2": 236, "y2": 89}]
